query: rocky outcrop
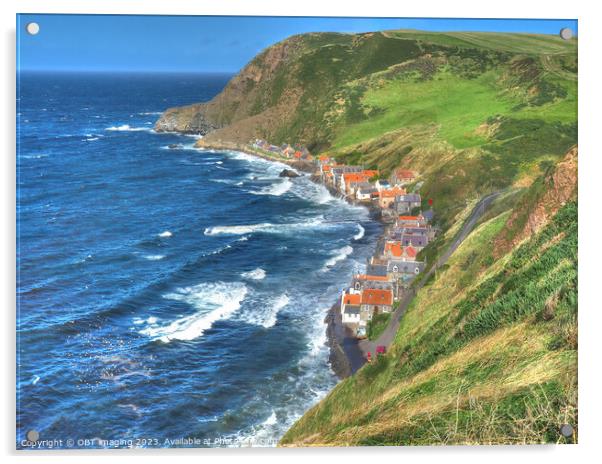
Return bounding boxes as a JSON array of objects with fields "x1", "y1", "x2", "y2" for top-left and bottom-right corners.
[
  {"x1": 494, "y1": 145, "x2": 577, "y2": 257},
  {"x1": 155, "y1": 35, "x2": 305, "y2": 138},
  {"x1": 279, "y1": 169, "x2": 300, "y2": 178}
]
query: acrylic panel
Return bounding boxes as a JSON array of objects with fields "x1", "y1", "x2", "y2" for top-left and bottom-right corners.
[{"x1": 16, "y1": 14, "x2": 578, "y2": 449}]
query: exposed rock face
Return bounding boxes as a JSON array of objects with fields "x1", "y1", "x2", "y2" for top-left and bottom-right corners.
[
  {"x1": 155, "y1": 35, "x2": 305, "y2": 139},
  {"x1": 494, "y1": 145, "x2": 577, "y2": 257}
]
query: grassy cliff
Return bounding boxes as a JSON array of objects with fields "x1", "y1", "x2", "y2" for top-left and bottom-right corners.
[
  {"x1": 281, "y1": 150, "x2": 577, "y2": 445},
  {"x1": 157, "y1": 30, "x2": 577, "y2": 229},
  {"x1": 156, "y1": 29, "x2": 578, "y2": 445}
]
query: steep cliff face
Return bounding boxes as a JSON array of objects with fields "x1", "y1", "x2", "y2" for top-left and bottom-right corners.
[{"x1": 494, "y1": 146, "x2": 577, "y2": 257}]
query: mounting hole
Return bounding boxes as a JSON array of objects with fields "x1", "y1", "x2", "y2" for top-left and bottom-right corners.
[
  {"x1": 26, "y1": 22, "x2": 40, "y2": 36},
  {"x1": 559, "y1": 28, "x2": 573, "y2": 40},
  {"x1": 560, "y1": 423, "x2": 574, "y2": 437}
]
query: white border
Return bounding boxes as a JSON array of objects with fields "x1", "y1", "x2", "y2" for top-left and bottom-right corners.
[{"x1": 2, "y1": 1, "x2": 600, "y2": 463}]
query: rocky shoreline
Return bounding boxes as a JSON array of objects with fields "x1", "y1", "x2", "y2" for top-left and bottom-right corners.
[{"x1": 182, "y1": 137, "x2": 383, "y2": 379}]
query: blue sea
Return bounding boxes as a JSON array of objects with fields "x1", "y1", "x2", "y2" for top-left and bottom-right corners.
[{"x1": 16, "y1": 72, "x2": 381, "y2": 448}]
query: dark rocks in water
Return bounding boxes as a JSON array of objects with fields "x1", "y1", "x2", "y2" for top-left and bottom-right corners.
[
  {"x1": 168, "y1": 143, "x2": 181, "y2": 149},
  {"x1": 279, "y1": 169, "x2": 300, "y2": 178}
]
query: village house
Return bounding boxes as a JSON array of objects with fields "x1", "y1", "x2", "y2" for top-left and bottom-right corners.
[
  {"x1": 379, "y1": 186, "x2": 407, "y2": 210},
  {"x1": 356, "y1": 184, "x2": 377, "y2": 202},
  {"x1": 383, "y1": 241, "x2": 419, "y2": 261},
  {"x1": 387, "y1": 259, "x2": 426, "y2": 282},
  {"x1": 341, "y1": 172, "x2": 368, "y2": 195},
  {"x1": 352, "y1": 274, "x2": 393, "y2": 292},
  {"x1": 391, "y1": 168, "x2": 417, "y2": 186},
  {"x1": 340, "y1": 291, "x2": 362, "y2": 326},
  {"x1": 396, "y1": 215, "x2": 427, "y2": 228},
  {"x1": 395, "y1": 193, "x2": 422, "y2": 214},
  {"x1": 361, "y1": 288, "x2": 394, "y2": 316}
]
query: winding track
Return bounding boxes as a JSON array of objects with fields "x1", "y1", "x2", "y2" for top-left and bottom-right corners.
[{"x1": 357, "y1": 191, "x2": 503, "y2": 363}]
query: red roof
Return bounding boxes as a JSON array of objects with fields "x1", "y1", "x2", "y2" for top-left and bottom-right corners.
[
  {"x1": 343, "y1": 293, "x2": 361, "y2": 305},
  {"x1": 398, "y1": 215, "x2": 420, "y2": 221},
  {"x1": 405, "y1": 245, "x2": 417, "y2": 258},
  {"x1": 319, "y1": 154, "x2": 330, "y2": 161},
  {"x1": 361, "y1": 289, "x2": 393, "y2": 306},
  {"x1": 355, "y1": 274, "x2": 389, "y2": 282},
  {"x1": 380, "y1": 186, "x2": 406, "y2": 198},
  {"x1": 385, "y1": 241, "x2": 403, "y2": 257},
  {"x1": 362, "y1": 169, "x2": 379, "y2": 178},
  {"x1": 342, "y1": 173, "x2": 368, "y2": 185}
]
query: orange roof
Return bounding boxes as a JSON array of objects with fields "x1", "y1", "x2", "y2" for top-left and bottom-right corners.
[
  {"x1": 342, "y1": 173, "x2": 368, "y2": 184},
  {"x1": 322, "y1": 165, "x2": 332, "y2": 172},
  {"x1": 319, "y1": 154, "x2": 330, "y2": 161},
  {"x1": 398, "y1": 215, "x2": 420, "y2": 221},
  {"x1": 342, "y1": 293, "x2": 361, "y2": 305},
  {"x1": 405, "y1": 245, "x2": 417, "y2": 258},
  {"x1": 385, "y1": 241, "x2": 403, "y2": 257},
  {"x1": 361, "y1": 289, "x2": 393, "y2": 306},
  {"x1": 355, "y1": 274, "x2": 389, "y2": 282},
  {"x1": 362, "y1": 170, "x2": 379, "y2": 178},
  {"x1": 380, "y1": 186, "x2": 406, "y2": 198},
  {"x1": 294, "y1": 151, "x2": 302, "y2": 158}
]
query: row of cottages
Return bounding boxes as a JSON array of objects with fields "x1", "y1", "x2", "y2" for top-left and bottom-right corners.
[
  {"x1": 252, "y1": 139, "x2": 314, "y2": 161},
  {"x1": 340, "y1": 288, "x2": 394, "y2": 337},
  {"x1": 340, "y1": 212, "x2": 434, "y2": 337}
]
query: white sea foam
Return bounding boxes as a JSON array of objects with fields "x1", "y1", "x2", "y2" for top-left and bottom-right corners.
[
  {"x1": 241, "y1": 293, "x2": 289, "y2": 328},
  {"x1": 138, "y1": 111, "x2": 162, "y2": 116},
  {"x1": 105, "y1": 124, "x2": 153, "y2": 132},
  {"x1": 140, "y1": 282, "x2": 248, "y2": 342},
  {"x1": 31, "y1": 375, "x2": 40, "y2": 386},
  {"x1": 322, "y1": 245, "x2": 353, "y2": 270},
  {"x1": 143, "y1": 254, "x2": 165, "y2": 261},
  {"x1": 241, "y1": 268, "x2": 266, "y2": 280},
  {"x1": 204, "y1": 217, "x2": 327, "y2": 237},
  {"x1": 158, "y1": 230, "x2": 172, "y2": 238},
  {"x1": 250, "y1": 178, "x2": 292, "y2": 197},
  {"x1": 353, "y1": 224, "x2": 365, "y2": 241}
]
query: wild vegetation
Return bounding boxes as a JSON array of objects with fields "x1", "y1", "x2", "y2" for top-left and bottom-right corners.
[{"x1": 156, "y1": 29, "x2": 578, "y2": 446}]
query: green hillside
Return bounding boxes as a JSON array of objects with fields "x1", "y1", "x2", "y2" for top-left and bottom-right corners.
[
  {"x1": 281, "y1": 151, "x2": 577, "y2": 445},
  {"x1": 156, "y1": 29, "x2": 578, "y2": 445},
  {"x1": 157, "y1": 29, "x2": 576, "y2": 229}
]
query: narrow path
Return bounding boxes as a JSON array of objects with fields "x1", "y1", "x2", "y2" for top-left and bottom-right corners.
[{"x1": 357, "y1": 191, "x2": 503, "y2": 363}]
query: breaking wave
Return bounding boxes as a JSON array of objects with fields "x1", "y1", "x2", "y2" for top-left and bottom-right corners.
[
  {"x1": 105, "y1": 124, "x2": 153, "y2": 132},
  {"x1": 158, "y1": 230, "x2": 172, "y2": 238},
  {"x1": 204, "y1": 217, "x2": 327, "y2": 237},
  {"x1": 353, "y1": 224, "x2": 365, "y2": 241},
  {"x1": 250, "y1": 179, "x2": 292, "y2": 197},
  {"x1": 241, "y1": 268, "x2": 266, "y2": 280},
  {"x1": 322, "y1": 245, "x2": 353, "y2": 270},
  {"x1": 139, "y1": 282, "x2": 248, "y2": 343}
]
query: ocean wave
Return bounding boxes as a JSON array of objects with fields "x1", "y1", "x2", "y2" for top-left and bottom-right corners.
[
  {"x1": 204, "y1": 217, "x2": 327, "y2": 237},
  {"x1": 20, "y1": 154, "x2": 48, "y2": 160},
  {"x1": 241, "y1": 268, "x2": 266, "y2": 280},
  {"x1": 142, "y1": 254, "x2": 165, "y2": 261},
  {"x1": 139, "y1": 282, "x2": 248, "y2": 342},
  {"x1": 353, "y1": 224, "x2": 365, "y2": 241},
  {"x1": 322, "y1": 245, "x2": 353, "y2": 271},
  {"x1": 158, "y1": 230, "x2": 172, "y2": 238},
  {"x1": 105, "y1": 124, "x2": 153, "y2": 132},
  {"x1": 241, "y1": 293, "x2": 289, "y2": 328},
  {"x1": 250, "y1": 179, "x2": 292, "y2": 197},
  {"x1": 138, "y1": 111, "x2": 162, "y2": 116}
]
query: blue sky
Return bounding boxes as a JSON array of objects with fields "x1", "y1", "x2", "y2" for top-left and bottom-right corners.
[{"x1": 17, "y1": 15, "x2": 578, "y2": 72}]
